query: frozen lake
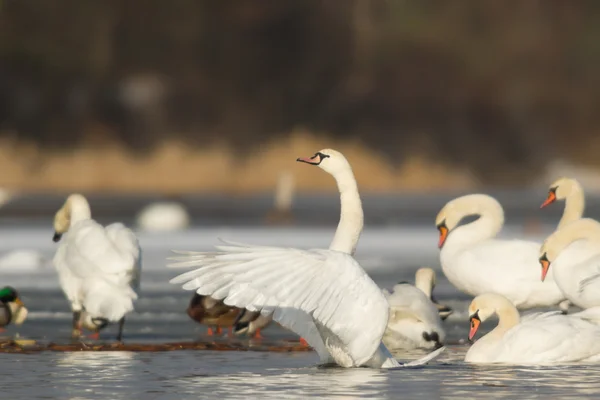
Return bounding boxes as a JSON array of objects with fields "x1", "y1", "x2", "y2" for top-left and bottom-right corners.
[{"x1": 2, "y1": 224, "x2": 600, "y2": 399}]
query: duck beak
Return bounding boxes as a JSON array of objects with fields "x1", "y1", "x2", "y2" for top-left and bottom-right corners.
[
  {"x1": 437, "y1": 225, "x2": 449, "y2": 249},
  {"x1": 540, "y1": 259, "x2": 551, "y2": 282},
  {"x1": 15, "y1": 297, "x2": 24, "y2": 307},
  {"x1": 468, "y1": 316, "x2": 481, "y2": 341},
  {"x1": 540, "y1": 191, "x2": 556, "y2": 208}
]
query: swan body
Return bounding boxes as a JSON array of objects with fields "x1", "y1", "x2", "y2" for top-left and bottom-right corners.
[
  {"x1": 436, "y1": 194, "x2": 565, "y2": 309},
  {"x1": 53, "y1": 194, "x2": 142, "y2": 340},
  {"x1": 540, "y1": 218, "x2": 600, "y2": 309},
  {"x1": 465, "y1": 293, "x2": 600, "y2": 364},
  {"x1": 137, "y1": 201, "x2": 190, "y2": 232},
  {"x1": 170, "y1": 149, "x2": 444, "y2": 368},
  {"x1": 382, "y1": 268, "x2": 448, "y2": 350}
]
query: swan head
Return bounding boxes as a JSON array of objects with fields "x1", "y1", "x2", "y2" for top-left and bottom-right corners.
[
  {"x1": 541, "y1": 177, "x2": 581, "y2": 208},
  {"x1": 467, "y1": 293, "x2": 512, "y2": 341},
  {"x1": 79, "y1": 312, "x2": 109, "y2": 332},
  {"x1": 296, "y1": 149, "x2": 351, "y2": 176},
  {"x1": 53, "y1": 194, "x2": 91, "y2": 242}
]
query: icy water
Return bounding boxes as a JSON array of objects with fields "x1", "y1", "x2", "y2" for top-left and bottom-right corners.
[{"x1": 2, "y1": 224, "x2": 600, "y2": 399}]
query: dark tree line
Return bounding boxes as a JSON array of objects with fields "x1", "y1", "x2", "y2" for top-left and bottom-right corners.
[{"x1": 1, "y1": 1, "x2": 600, "y2": 183}]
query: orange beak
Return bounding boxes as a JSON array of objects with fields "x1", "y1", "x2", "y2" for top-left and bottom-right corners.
[
  {"x1": 468, "y1": 317, "x2": 481, "y2": 341},
  {"x1": 540, "y1": 259, "x2": 551, "y2": 281},
  {"x1": 438, "y1": 226, "x2": 449, "y2": 249},
  {"x1": 296, "y1": 155, "x2": 320, "y2": 165},
  {"x1": 15, "y1": 297, "x2": 24, "y2": 307},
  {"x1": 540, "y1": 191, "x2": 557, "y2": 208}
]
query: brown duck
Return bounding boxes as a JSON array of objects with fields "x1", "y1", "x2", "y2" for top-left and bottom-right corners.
[{"x1": 187, "y1": 293, "x2": 270, "y2": 338}]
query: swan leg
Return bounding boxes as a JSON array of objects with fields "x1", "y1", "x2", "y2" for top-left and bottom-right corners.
[
  {"x1": 71, "y1": 310, "x2": 82, "y2": 339},
  {"x1": 116, "y1": 317, "x2": 125, "y2": 342}
]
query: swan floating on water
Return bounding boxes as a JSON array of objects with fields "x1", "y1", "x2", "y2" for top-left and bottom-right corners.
[
  {"x1": 169, "y1": 149, "x2": 445, "y2": 368},
  {"x1": 465, "y1": 293, "x2": 600, "y2": 364},
  {"x1": 436, "y1": 194, "x2": 565, "y2": 309},
  {"x1": 53, "y1": 194, "x2": 142, "y2": 341}
]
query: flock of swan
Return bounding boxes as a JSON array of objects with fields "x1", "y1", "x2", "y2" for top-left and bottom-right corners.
[{"x1": 2, "y1": 148, "x2": 600, "y2": 368}]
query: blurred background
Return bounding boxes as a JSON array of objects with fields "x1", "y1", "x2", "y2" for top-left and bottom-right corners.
[{"x1": 1, "y1": 0, "x2": 600, "y2": 197}]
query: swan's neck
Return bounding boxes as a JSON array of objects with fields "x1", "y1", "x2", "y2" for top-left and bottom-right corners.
[
  {"x1": 558, "y1": 185, "x2": 585, "y2": 229},
  {"x1": 329, "y1": 169, "x2": 363, "y2": 255},
  {"x1": 480, "y1": 306, "x2": 520, "y2": 345},
  {"x1": 447, "y1": 198, "x2": 504, "y2": 249},
  {"x1": 415, "y1": 278, "x2": 433, "y2": 298},
  {"x1": 68, "y1": 195, "x2": 92, "y2": 226}
]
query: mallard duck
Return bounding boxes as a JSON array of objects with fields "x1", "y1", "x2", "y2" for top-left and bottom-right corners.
[
  {"x1": 187, "y1": 293, "x2": 270, "y2": 338},
  {"x1": 0, "y1": 286, "x2": 28, "y2": 330},
  {"x1": 52, "y1": 194, "x2": 142, "y2": 341}
]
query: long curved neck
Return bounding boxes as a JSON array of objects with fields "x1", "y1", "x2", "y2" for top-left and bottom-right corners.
[
  {"x1": 448, "y1": 196, "x2": 504, "y2": 248},
  {"x1": 68, "y1": 195, "x2": 92, "y2": 226},
  {"x1": 552, "y1": 219, "x2": 600, "y2": 255},
  {"x1": 329, "y1": 169, "x2": 363, "y2": 255},
  {"x1": 486, "y1": 303, "x2": 520, "y2": 342},
  {"x1": 558, "y1": 182, "x2": 585, "y2": 229}
]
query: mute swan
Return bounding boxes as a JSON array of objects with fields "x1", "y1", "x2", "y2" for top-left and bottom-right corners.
[
  {"x1": 53, "y1": 194, "x2": 142, "y2": 341},
  {"x1": 436, "y1": 194, "x2": 565, "y2": 309},
  {"x1": 539, "y1": 218, "x2": 600, "y2": 310},
  {"x1": 169, "y1": 149, "x2": 445, "y2": 369},
  {"x1": 0, "y1": 287, "x2": 27, "y2": 331},
  {"x1": 136, "y1": 201, "x2": 190, "y2": 232},
  {"x1": 382, "y1": 268, "x2": 448, "y2": 350},
  {"x1": 540, "y1": 177, "x2": 584, "y2": 229},
  {"x1": 465, "y1": 293, "x2": 600, "y2": 364}
]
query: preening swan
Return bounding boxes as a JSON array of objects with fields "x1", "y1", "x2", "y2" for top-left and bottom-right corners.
[
  {"x1": 539, "y1": 218, "x2": 600, "y2": 309},
  {"x1": 436, "y1": 194, "x2": 565, "y2": 309},
  {"x1": 169, "y1": 149, "x2": 444, "y2": 368},
  {"x1": 540, "y1": 177, "x2": 585, "y2": 229},
  {"x1": 52, "y1": 194, "x2": 142, "y2": 340},
  {"x1": 465, "y1": 293, "x2": 600, "y2": 364},
  {"x1": 382, "y1": 268, "x2": 448, "y2": 350}
]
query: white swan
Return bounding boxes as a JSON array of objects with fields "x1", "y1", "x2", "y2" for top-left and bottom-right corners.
[
  {"x1": 52, "y1": 194, "x2": 142, "y2": 340},
  {"x1": 382, "y1": 268, "x2": 448, "y2": 350},
  {"x1": 465, "y1": 293, "x2": 600, "y2": 364},
  {"x1": 169, "y1": 149, "x2": 445, "y2": 369},
  {"x1": 0, "y1": 249, "x2": 51, "y2": 272},
  {"x1": 136, "y1": 201, "x2": 190, "y2": 232},
  {"x1": 436, "y1": 194, "x2": 565, "y2": 309},
  {"x1": 540, "y1": 177, "x2": 584, "y2": 229},
  {"x1": 539, "y1": 218, "x2": 600, "y2": 310}
]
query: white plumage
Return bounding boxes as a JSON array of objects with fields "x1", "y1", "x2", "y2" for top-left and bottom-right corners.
[
  {"x1": 169, "y1": 149, "x2": 445, "y2": 368},
  {"x1": 382, "y1": 268, "x2": 446, "y2": 350},
  {"x1": 466, "y1": 293, "x2": 600, "y2": 364},
  {"x1": 53, "y1": 194, "x2": 141, "y2": 340},
  {"x1": 436, "y1": 194, "x2": 565, "y2": 309}
]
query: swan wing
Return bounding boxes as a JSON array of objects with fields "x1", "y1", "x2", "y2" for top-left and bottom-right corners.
[
  {"x1": 169, "y1": 240, "x2": 389, "y2": 366},
  {"x1": 104, "y1": 222, "x2": 142, "y2": 291}
]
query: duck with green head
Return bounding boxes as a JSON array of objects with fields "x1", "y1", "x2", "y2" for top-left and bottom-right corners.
[{"x1": 0, "y1": 286, "x2": 28, "y2": 330}]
